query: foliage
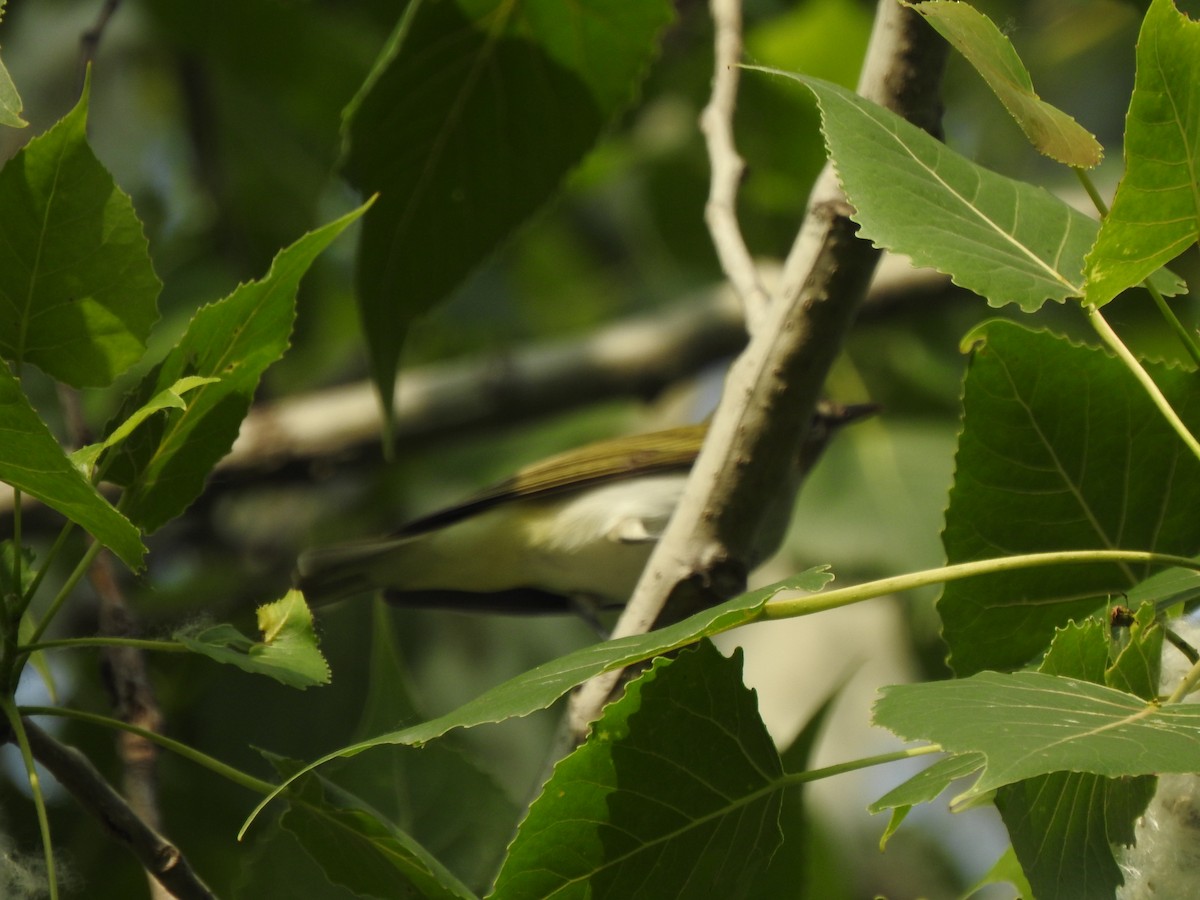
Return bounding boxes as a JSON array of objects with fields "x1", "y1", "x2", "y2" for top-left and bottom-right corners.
[{"x1": 2, "y1": 0, "x2": 1200, "y2": 898}]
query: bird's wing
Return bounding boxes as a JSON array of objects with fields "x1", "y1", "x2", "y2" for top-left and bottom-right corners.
[{"x1": 395, "y1": 424, "x2": 705, "y2": 537}]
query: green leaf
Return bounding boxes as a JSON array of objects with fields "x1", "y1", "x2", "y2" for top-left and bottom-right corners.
[
  {"x1": 904, "y1": 1, "x2": 1102, "y2": 167},
  {"x1": 174, "y1": 590, "x2": 331, "y2": 689},
  {"x1": 994, "y1": 611, "x2": 1156, "y2": 900},
  {"x1": 69, "y1": 376, "x2": 219, "y2": 476},
  {"x1": 280, "y1": 767, "x2": 478, "y2": 900},
  {"x1": 995, "y1": 770, "x2": 1154, "y2": 900},
  {"x1": 491, "y1": 641, "x2": 782, "y2": 899},
  {"x1": 867, "y1": 752, "x2": 985, "y2": 816},
  {"x1": 0, "y1": 365, "x2": 144, "y2": 568},
  {"x1": 240, "y1": 568, "x2": 834, "y2": 837},
  {"x1": 334, "y1": 601, "x2": 517, "y2": 889},
  {"x1": 1039, "y1": 618, "x2": 1112, "y2": 683},
  {"x1": 0, "y1": 78, "x2": 159, "y2": 386},
  {"x1": 344, "y1": 0, "x2": 674, "y2": 430},
  {"x1": 0, "y1": 1, "x2": 25, "y2": 130},
  {"x1": 873, "y1": 671, "x2": 1200, "y2": 796},
  {"x1": 233, "y1": 820, "x2": 364, "y2": 900},
  {"x1": 753, "y1": 70, "x2": 1099, "y2": 311},
  {"x1": 1106, "y1": 602, "x2": 1163, "y2": 700},
  {"x1": 105, "y1": 204, "x2": 367, "y2": 532},
  {"x1": 1084, "y1": 0, "x2": 1200, "y2": 307},
  {"x1": 1122, "y1": 562, "x2": 1200, "y2": 616},
  {"x1": 939, "y1": 321, "x2": 1200, "y2": 675},
  {"x1": 2, "y1": 543, "x2": 56, "y2": 701},
  {"x1": 963, "y1": 846, "x2": 1034, "y2": 900},
  {"x1": 345, "y1": 568, "x2": 829, "y2": 747}
]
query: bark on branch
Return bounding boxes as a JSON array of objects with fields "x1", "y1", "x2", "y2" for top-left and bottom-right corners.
[{"x1": 23, "y1": 720, "x2": 215, "y2": 899}]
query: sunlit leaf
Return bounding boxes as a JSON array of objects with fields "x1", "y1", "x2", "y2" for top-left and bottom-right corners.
[
  {"x1": 904, "y1": 0, "x2": 1102, "y2": 166},
  {"x1": 175, "y1": 591, "x2": 330, "y2": 689},
  {"x1": 755, "y1": 70, "x2": 1093, "y2": 310},
  {"x1": 69, "y1": 376, "x2": 218, "y2": 476},
  {"x1": 0, "y1": 0, "x2": 24, "y2": 130},
  {"x1": 874, "y1": 671, "x2": 1200, "y2": 796},
  {"x1": 1085, "y1": 0, "x2": 1200, "y2": 306}
]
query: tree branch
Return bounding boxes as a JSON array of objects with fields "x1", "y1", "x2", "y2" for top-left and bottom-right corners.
[
  {"x1": 567, "y1": 0, "x2": 948, "y2": 737},
  {"x1": 701, "y1": 0, "x2": 770, "y2": 333},
  {"x1": 23, "y1": 719, "x2": 215, "y2": 900},
  {"x1": 90, "y1": 550, "x2": 173, "y2": 900}
]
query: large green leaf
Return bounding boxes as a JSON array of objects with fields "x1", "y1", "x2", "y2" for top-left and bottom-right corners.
[
  {"x1": 754, "y1": 70, "x2": 1097, "y2": 311},
  {"x1": 0, "y1": 365, "x2": 144, "y2": 568},
  {"x1": 491, "y1": 642, "x2": 782, "y2": 899},
  {"x1": 343, "y1": 0, "x2": 674, "y2": 429},
  {"x1": 939, "y1": 321, "x2": 1200, "y2": 675},
  {"x1": 874, "y1": 671, "x2": 1200, "y2": 794},
  {"x1": 106, "y1": 204, "x2": 367, "y2": 532},
  {"x1": 904, "y1": 1, "x2": 1102, "y2": 167},
  {"x1": 1085, "y1": 0, "x2": 1200, "y2": 306},
  {"x1": 0, "y1": 80, "x2": 159, "y2": 386}
]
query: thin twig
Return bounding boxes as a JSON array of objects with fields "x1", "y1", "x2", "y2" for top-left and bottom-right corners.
[
  {"x1": 78, "y1": 0, "x2": 122, "y2": 88},
  {"x1": 700, "y1": 0, "x2": 771, "y2": 333},
  {"x1": 23, "y1": 719, "x2": 216, "y2": 900}
]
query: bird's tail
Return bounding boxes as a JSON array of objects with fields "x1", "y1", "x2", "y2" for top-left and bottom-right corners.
[{"x1": 294, "y1": 538, "x2": 412, "y2": 606}]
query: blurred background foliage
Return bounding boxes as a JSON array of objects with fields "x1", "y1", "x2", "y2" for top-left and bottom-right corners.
[{"x1": 0, "y1": 0, "x2": 1196, "y2": 897}]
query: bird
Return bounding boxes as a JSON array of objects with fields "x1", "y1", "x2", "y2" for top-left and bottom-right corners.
[{"x1": 295, "y1": 402, "x2": 875, "y2": 616}]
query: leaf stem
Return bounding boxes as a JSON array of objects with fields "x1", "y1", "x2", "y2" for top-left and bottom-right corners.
[
  {"x1": 20, "y1": 705, "x2": 278, "y2": 796},
  {"x1": 1086, "y1": 306, "x2": 1200, "y2": 464},
  {"x1": 1165, "y1": 657, "x2": 1200, "y2": 704},
  {"x1": 15, "y1": 521, "x2": 77, "y2": 621},
  {"x1": 764, "y1": 549, "x2": 1200, "y2": 620},
  {"x1": 781, "y1": 742, "x2": 942, "y2": 787},
  {"x1": 26, "y1": 539, "x2": 103, "y2": 646},
  {"x1": 1, "y1": 697, "x2": 58, "y2": 900},
  {"x1": 1073, "y1": 166, "x2": 1109, "y2": 217},
  {"x1": 1144, "y1": 280, "x2": 1200, "y2": 369},
  {"x1": 19, "y1": 636, "x2": 188, "y2": 655}
]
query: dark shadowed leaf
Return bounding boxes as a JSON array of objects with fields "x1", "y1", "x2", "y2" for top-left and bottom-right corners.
[
  {"x1": 491, "y1": 641, "x2": 782, "y2": 899},
  {"x1": 343, "y1": 0, "x2": 673, "y2": 429}
]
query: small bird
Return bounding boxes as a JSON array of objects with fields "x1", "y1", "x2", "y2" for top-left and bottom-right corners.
[{"x1": 296, "y1": 402, "x2": 875, "y2": 615}]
